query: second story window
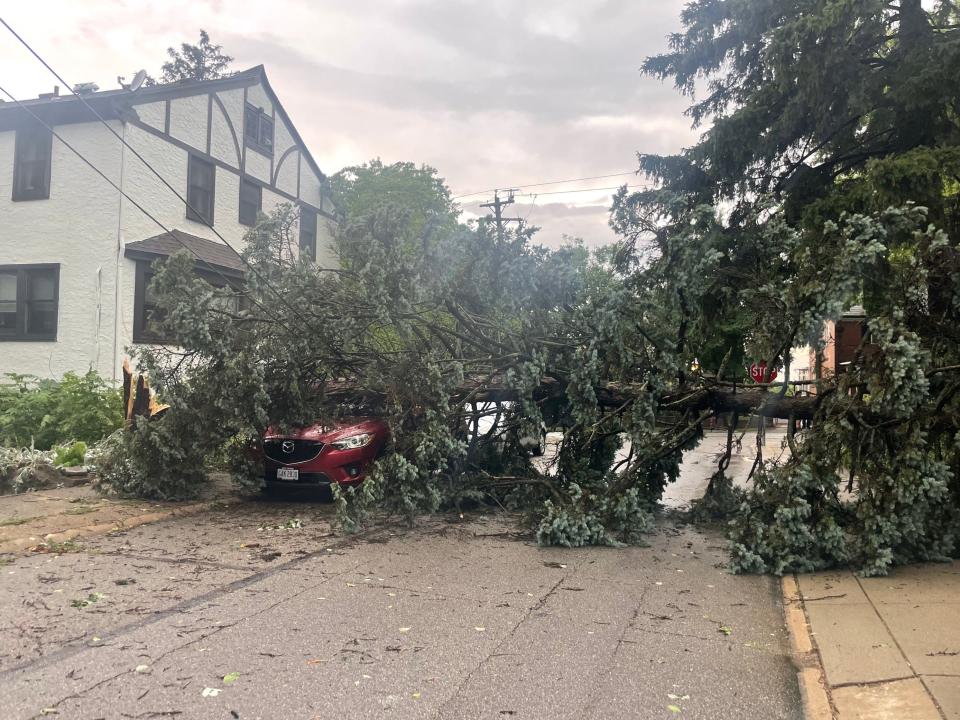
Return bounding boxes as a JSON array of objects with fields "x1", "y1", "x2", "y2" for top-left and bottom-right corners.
[
  {"x1": 186, "y1": 155, "x2": 215, "y2": 225},
  {"x1": 244, "y1": 103, "x2": 274, "y2": 156},
  {"x1": 299, "y1": 208, "x2": 317, "y2": 260},
  {"x1": 239, "y1": 177, "x2": 261, "y2": 227},
  {"x1": 0, "y1": 264, "x2": 59, "y2": 341},
  {"x1": 12, "y1": 125, "x2": 53, "y2": 201}
]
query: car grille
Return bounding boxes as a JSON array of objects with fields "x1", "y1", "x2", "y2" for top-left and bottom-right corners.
[{"x1": 263, "y1": 439, "x2": 324, "y2": 464}]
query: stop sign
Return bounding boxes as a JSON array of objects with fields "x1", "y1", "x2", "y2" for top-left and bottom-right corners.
[{"x1": 749, "y1": 362, "x2": 778, "y2": 383}]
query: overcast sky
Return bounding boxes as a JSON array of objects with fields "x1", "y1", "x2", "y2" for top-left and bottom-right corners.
[{"x1": 0, "y1": 0, "x2": 697, "y2": 247}]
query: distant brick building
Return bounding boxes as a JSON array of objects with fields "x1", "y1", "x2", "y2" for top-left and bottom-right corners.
[{"x1": 809, "y1": 305, "x2": 867, "y2": 382}]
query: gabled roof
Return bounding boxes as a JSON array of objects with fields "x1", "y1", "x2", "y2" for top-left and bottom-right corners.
[
  {"x1": 0, "y1": 66, "x2": 326, "y2": 181},
  {"x1": 124, "y1": 230, "x2": 246, "y2": 277}
]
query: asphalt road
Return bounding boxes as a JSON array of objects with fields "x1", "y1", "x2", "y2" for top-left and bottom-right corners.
[{"x1": 0, "y1": 429, "x2": 801, "y2": 720}]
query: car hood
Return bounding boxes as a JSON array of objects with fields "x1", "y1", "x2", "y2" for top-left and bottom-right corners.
[{"x1": 264, "y1": 417, "x2": 386, "y2": 443}]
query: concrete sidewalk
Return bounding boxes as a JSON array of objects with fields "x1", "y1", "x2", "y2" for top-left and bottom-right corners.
[{"x1": 787, "y1": 563, "x2": 960, "y2": 719}]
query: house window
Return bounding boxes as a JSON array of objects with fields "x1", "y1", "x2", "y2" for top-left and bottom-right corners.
[
  {"x1": 12, "y1": 125, "x2": 53, "y2": 201},
  {"x1": 244, "y1": 103, "x2": 274, "y2": 156},
  {"x1": 132, "y1": 262, "x2": 167, "y2": 344},
  {"x1": 133, "y1": 261, "x2": 241, "y2": 344},
  {"x1": 186, "y1": 155, "x2": 215, "y2": 225},
  {"x1": 0, "y1": 265, "x2": 59, "y2": 341},
  {"x1": 299, "y1": 208, "x2": 317, "y2": 260},
  {"x1": 239, "y1": 177, "x2": 261, "y2": 226}
]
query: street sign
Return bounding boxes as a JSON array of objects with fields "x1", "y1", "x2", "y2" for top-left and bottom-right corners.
[{"x1": 749, "y1": 362, "x2": 778, "y2": 383}]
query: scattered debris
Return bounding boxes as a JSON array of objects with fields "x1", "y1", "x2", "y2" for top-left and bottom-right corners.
[
  {"x1": 71, "y1": 592, "x2": 105, "y2": 609},
  {"x1": 223, "y1": 672, "x2": 240, "y2": 685},
  {"x1": 543, "y1": 561, "x2": 566, "y2": 569},
  {"x1": 114, "y1": 578, "x2": 137, "y2": 586},
  {"x1": 31, "y1": 540, "x2": 83, "y2": 554},
  {"x1": 257, "y1": 518, "x2": 303, "y2": 531},
  {"x1": 201, "y1": 688, "x2": 221, "y2": 697}
]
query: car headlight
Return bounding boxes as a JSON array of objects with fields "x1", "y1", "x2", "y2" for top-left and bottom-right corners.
[{"x1": 330, "y1": 433, "x2": 373, "y2": 450}]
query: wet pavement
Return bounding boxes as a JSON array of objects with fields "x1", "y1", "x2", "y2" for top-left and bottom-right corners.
[{"x1": 0, "y1": 430, "x2": 802, "y2": 720}]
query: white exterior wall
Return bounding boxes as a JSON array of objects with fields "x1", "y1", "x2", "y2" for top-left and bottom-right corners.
[
  {"x1": 0, "y1": 120, "x2": 124, "y2": 380},
  {"x1": 0, "y1": 77, "x2": 335, "y2": 382}
]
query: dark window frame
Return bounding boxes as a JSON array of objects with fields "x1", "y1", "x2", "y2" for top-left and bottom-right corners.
[
  {"x1": 238, "y1": 176, "x2": 262, "y2": 227},
  {"x1": 299, "y1": 207, "x2": 317, "y2": 260},
  {"x1": 12, "y1": 124, "x2": 53, "y2": 202},
  {"x1": 132, "y1": 259, "x2": 243, "y2": 345},
  {"x1": 0, "y1": 264, "x2": 59, "y2": 342},
  {"x1": 243, "y1": 103, "x2": 274, "y2": 157},
  {"x1": 186, "y1": 154, "x2": 216, "y2": 225}
]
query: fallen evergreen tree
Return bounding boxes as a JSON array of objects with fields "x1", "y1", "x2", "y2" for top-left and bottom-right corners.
[{"x1": 108, "y1": 1, "x2": 960, "y2": 575}]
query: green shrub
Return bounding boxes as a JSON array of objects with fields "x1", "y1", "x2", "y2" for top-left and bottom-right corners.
[
  {"x1": 0, "y1": 371, "x2": 123, "y2": 450},
  {"x1": 53, "y1": 441, "x2": 87, "y2": 468}
]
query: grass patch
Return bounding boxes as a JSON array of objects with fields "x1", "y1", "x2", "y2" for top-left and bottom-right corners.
[
  {"x1": 0, "y1": 516, "x2": 40, "y2": 527},
  {"x1": 31, "y1": 540, "x2": 84, "y2": 554}
]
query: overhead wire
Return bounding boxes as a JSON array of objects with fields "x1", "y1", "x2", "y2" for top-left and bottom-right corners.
[
  {"x1": 514, "y1": 184, "x2": 649, "y2": 198},
  {"x1": 452, "y1": 171, "x2": 642, "y2": 200}
]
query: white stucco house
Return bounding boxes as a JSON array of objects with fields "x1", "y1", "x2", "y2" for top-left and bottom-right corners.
[{"x1": 0, "y1": 66, "x2": 336, "y2": 381}]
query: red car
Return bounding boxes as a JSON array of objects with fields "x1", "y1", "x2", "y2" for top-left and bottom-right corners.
[{"x1": 262, "y1": 417, "x2": 390, "y2": 490}]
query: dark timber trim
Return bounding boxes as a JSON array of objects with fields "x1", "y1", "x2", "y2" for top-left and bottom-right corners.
[
  {"x1": 211, "y1": 92, "x2": 241, "y2": 167},
  {"x1": 268, "y1": 105, "x2": 275, "y2": 180},
  {"x1": 128, "y1": 118, "x2": 335, "y2": 219},
  {"x1": 272, "y1": 144, "x2": 298, "y2": 186},
  {"x1": 205, "y1": 94, "x2": 213, "y2": 154},
  {"x1": 163, "y1": 100, "x2": 170, "y2": 134},
  {"x1": 240, "y1": 87, "x2": 248, "y2": 175}
]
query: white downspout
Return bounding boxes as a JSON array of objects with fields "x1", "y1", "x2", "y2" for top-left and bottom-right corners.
[{"x1": 111, "y1": 120, "x2": 127, "y2": 382}]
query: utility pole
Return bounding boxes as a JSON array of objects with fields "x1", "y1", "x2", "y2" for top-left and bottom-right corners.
[{"x1": 480, "y1": 189, "x2": 524, "y2": 240}]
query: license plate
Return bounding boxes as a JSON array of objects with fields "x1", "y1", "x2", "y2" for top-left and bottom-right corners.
[{"x1": 276, "y1": 467, "x2": 299, "y2": 481}]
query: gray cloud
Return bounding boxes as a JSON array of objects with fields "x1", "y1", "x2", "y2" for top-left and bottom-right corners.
[{"x1": 2, "y1": 0, "x2": 696, "y2": 247}]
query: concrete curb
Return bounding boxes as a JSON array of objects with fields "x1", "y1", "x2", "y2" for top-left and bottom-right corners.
[
  {"x1": 782, "y1": 575, "x2": 835, "y2": 720},
  {"x1": 0, "y1": 498, "x2": 237, "y2": 554}
]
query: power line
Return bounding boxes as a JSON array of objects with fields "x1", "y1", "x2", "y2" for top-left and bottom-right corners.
[
  {"x1": 464, "y1": 184, "x2": 651, "y2": 205},
  {"x1": 0, "y1": 17, "x2": 320, "y2": 336},
  {"x1": 516, "y1": 184, "x2": 650, "y2": 197},
  {"x1": 0, "y1": 82, "x2": 294, "y2": 335},
  {"x1": 452, "y1": 172, "x2": 640, "y2": 200}
]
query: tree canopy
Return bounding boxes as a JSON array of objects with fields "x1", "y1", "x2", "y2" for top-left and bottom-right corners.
[
  {"x1": 105, "y1": 1, "x2": 960, "y2": 575},
  {"x1": 614, "y1": 0, "x2": 960, "y2": 574},
  {"x1": 147, "y1": 30, "x2": 233, "y2": 85}
]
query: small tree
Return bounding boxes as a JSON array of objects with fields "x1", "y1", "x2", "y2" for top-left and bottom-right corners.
[{"x1": 148, "y1": 30, "x2": 233, "y2": 85}]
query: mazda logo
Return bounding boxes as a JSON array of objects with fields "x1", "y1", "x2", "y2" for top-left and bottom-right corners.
[{"x1": 281, "y1": 441, "x2": 295, "y2": 454}]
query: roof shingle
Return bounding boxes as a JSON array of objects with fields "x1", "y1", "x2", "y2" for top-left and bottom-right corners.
[{"x1": 124, "y1": 230, "x2": 246, "y2": 275}]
